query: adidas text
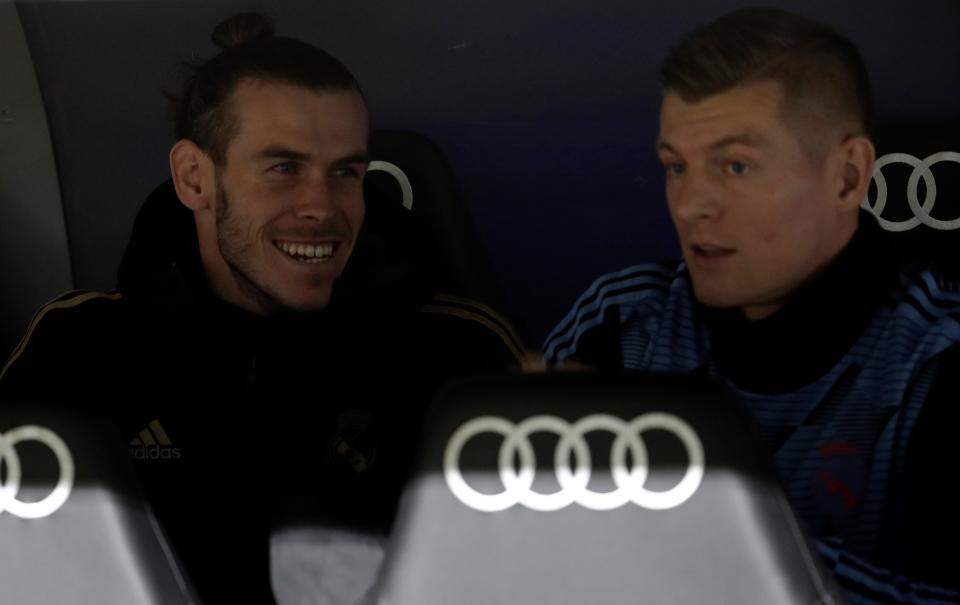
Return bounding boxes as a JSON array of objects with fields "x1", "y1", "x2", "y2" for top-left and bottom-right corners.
[{"x1": 129, "y1": 445, "x2": 181, "y2": 460}]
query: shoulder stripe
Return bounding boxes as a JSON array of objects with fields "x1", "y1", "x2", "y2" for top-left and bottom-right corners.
[
  {"x1": 428, "y1": 294, "x2": 516, "y2": 332},
  {"x1": 884, "y1": 269, "x2": 960, "y2": 330},
  {"x1": 919, "y1": 262, "x2": 960, "y2": 295},
  {"x1": 915, "y1": 272, "x2": 960, "y2": 308},
  {"x1": 1, "y1": 290, "x2": 122, "y2": 381},
  {"x1": 903, "y1": 291, "x2": 960, "y2": 329},
  {"x1": 903, "y1": 296, "x2": 940, "y2": 325},
  {"x1": 544, "y1": 264, "x2": 678, "y2": 363},
  {"x1": 420, "y1": 294, "x2": 525, "y2": 362},
  {"x1": 549, "y1": 263, "x2": 675, "y2": 343},
  {"x1": 817, "y1": 538, "x2": 960, "y2": 603}
]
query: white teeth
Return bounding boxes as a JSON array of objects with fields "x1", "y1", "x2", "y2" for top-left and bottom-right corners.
[{"x1": 275, "y1": 241, "x2": 334, "y2": 262}]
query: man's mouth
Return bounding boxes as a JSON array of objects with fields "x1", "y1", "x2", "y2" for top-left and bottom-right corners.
[
  {"x1": 690, "y1": 243, "x2": 735, "y2": 259},
  {"x1": 274, "y1": 240, "x2": 336, "y2": 264}
]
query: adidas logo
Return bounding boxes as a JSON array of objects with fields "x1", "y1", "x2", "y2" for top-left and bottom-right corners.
[{"x1": 128, "y1": 419, "x2": 181, "y2": 460}]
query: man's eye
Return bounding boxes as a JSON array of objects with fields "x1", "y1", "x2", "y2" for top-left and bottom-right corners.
[
  {"x1": 664, "y1": 163, "x2": 685, "y2": 177},
  {"x1": 271, "y1": 162, "x2": 298, "y2": 175},
  {"x1": 726, "y1": 161, "x2": 749, "y2": 176},
  {"x1": 335, "y1": 165, "x2": 365, "y2": 179}
]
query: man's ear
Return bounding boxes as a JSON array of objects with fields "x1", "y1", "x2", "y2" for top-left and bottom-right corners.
[
  {"x1": 834, "y1": 134, "x2": 876, "y2": 211},
  {"x1": 170, "y1": 139, "x2": 215, "y2": 211}
]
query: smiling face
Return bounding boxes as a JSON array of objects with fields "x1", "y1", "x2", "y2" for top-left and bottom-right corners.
[
  {"x1": 656, "y1": 80, "x2": 861, "y2": 320},
  {"x1": 191, "y1": 78, "x2": 369, "y2": 314}
]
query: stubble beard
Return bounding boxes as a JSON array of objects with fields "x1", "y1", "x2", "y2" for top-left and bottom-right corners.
[{"x1": 214, "y1": 179, "x2": 284, "y2": 314}]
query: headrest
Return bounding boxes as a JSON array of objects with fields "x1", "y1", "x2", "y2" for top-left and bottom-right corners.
[
  {"x1": 862, "y1": 122, "x2": 960, "y2": 272},
  {"x1": 376, "y1": 374, "x2": 846, "y2": 605},
  {"x1": 362, "y1": 130, "x2": 502, "y2": 305},
  {"x1": 0, "y1": 407, "x2": 197, "y2": 604}
]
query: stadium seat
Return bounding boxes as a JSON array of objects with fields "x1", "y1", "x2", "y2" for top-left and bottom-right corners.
[
  {"x1": 351, "y1": 130, "x2": 504, "y2": 307},
  {"x1": 376, "y1": 373, "x2": 848, "y2": 605},
  {"x1": 0, "y1": 406, "x2": 198, "y2": 604},
  {"x1": 862, "y1": 122, "x2": 960, "y2": 275}
]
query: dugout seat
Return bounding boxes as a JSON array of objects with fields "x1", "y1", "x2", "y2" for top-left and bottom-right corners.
[
  {"x1": 0, "y1": 407, "x2": 198, "y2": 604},
  {"x1": 376, "y1": 373, "x2": 848, "y2": 605},
  {"x1": 862, "y1": 122, "x2": 960, "y2": 276}
]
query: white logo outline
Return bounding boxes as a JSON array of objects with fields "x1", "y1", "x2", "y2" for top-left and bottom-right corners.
[
  {"x1": 862, "y1": 151, "x2": 960, "y2": 231},
  {"x1": 367, "y1": 161, "x2": 414, "y2": 211},
  {"x1": 0, "y1": 425, "x2": 74, "y2": 519},
  {"x1": 444, "y1": 413, "x2": 705, "y2": 512}
]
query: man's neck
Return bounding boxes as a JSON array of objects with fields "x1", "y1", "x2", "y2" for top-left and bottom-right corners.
[
  {"x1": 738, "y1": 217, "x2": 859, "y2": 322},
  {"x1": 705, "y1": 216, "x2": 896, "y2": 393}
]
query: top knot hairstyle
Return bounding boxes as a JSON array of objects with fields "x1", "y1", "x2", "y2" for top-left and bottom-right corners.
[
  {"x1": 173, "y1": 12, "x2": 363, "y2": 163},
  {"x1": 659, "y1": 7, "x2": 874, "y2": 148},
  {"x1": 210, "y1": 12, "x2": 275, "y2": 50}
]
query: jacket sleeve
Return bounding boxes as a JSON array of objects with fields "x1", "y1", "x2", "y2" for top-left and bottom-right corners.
[
  {"x1": 0, "y1": 290, "x2": 122, "y2": 402},
  {"x1": 418, "y1": 293, "x2": 525, "y2": 373},
  {"x1": 896, "y1": 344, "x2": 960, "y2": 595},
  {"x1": 819, "y1": 345, "x2": 960, "y2": 604},
  {"x1": 815, "y1": 538, "x2": 960, "y2": 604},
  {"x1": 543, "y1": 263, "x2": 678, "y2": 370},
  {"x1": 1, "y1": 301, "x2": 55, "y2": 399}
]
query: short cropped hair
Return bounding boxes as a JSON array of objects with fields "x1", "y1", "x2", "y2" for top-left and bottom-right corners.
[
  {"x1": 660, "y1": 8, "x2": 874, "y2": 146},
  {"x1": 173, "y1": 13, "x2": 363, "y2": 163}
]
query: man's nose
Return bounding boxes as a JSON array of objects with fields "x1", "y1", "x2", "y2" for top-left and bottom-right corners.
[
  {"x1": 670, "y1": 176, "x2": 721, "y2": 223},
  {"x1": 294, "y1": 179, "x2": 337, "y2": 221}
]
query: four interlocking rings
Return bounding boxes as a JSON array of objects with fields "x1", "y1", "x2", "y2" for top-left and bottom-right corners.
[
  {"x1": 444, "y1": 413, "x2": 704, "y2": 512},
  {"x1": 862, "y1": 152, "x2": 960, "y2": 232},
  {"x1": 0, "y1": 426, "x2": 74, "y2": 519}
]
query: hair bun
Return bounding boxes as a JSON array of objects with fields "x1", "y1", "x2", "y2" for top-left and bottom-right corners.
[{"x1": 211, "y1": 13, "x2": 275, "y2": 50}]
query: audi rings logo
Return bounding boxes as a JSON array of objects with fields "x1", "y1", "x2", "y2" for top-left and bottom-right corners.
[
  {"x1": 444, "y1": 413, "x2": 705, "y2": 512},
  {"x1": 862, "y1": 152, "x2": 960, "y2": 231},
  {"x1": 0, "y1": 426, "x2": 74, "y2": 519}
]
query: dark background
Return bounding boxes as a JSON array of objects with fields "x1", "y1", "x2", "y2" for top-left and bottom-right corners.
[{"x1": 12, "y1": 0, "x2": 960, "y2": 344}]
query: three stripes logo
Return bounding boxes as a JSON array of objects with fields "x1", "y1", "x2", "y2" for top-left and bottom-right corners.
[{"x1": 128, "y1": 419, "x2": 181, "y2": 460}]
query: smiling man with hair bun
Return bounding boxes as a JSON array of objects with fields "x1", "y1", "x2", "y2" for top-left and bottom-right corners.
[{"x1": 2, "y1": 12, "x2": 523, "y2": 604}]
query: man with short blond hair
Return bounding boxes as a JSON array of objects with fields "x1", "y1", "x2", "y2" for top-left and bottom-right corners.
[{"x1": 546, "y1": 8, "x2": 960, "y2": 603}]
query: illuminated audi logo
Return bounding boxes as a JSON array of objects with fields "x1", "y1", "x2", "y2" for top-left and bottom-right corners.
[
  {"x1": 0, "y1": 426, "x2": 74, "y2": 519},
  {"x1": 862, "y1": 151, "x2": 960, "y2": 231},
  {"x1": 444, "y1": 413, "x2": 705, "y2": 512}
]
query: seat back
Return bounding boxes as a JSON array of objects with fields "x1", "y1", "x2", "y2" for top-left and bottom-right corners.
[
  {"x1": 0, "y1": 5, "x2": 73, "y2": 358},
  {"x1": 862, "y1": 122, "x2": 960, "y2": 274},
  {"x1": 0, "y1": 406, "x2": 198, "y2": 604},
  {"x1": 376, "y1": 374, "x2": 847, "y2": 605},
  {"x1": 361, "y1": 130, "x2": 503, "y2": 306}
]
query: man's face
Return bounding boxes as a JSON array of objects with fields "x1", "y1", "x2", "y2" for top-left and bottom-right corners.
[
  {"x1": 208, "y1": 79, "x2": 369, "y2": 313},
  {"x1": 657, "y1": 80, "x2": 854, "y2": 320}
]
